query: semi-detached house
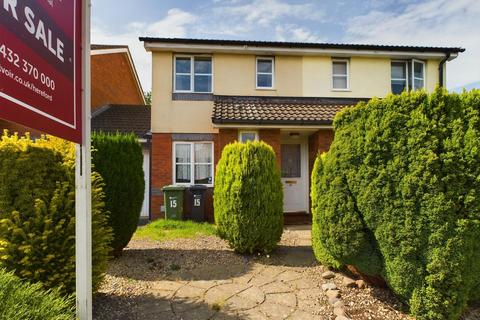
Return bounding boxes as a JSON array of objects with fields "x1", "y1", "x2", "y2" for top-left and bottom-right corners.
[{"x1": 139, "y1": 37, "x2": 464, "y2": 223}]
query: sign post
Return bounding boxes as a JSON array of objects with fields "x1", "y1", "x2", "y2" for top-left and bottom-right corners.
[{"x1": 0, "y1": 0, "x2": 92, "y2": 318}]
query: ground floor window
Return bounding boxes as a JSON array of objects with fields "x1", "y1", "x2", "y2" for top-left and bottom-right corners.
[
  {"x1": 174, "y1": 142, "x2": 213, "y2": 186},
  {"x1": 239, "y1": 130, "x2": 259, "y2": 143}
]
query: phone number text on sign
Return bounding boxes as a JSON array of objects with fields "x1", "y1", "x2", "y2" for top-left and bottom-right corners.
[{"x1": 1, "y1": 43, "x2": 56, "y2": 91}]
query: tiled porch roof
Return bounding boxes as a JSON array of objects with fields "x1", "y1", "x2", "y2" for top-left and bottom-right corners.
[{"x1": 212, "y1": 95, "x2": 368, "y2": 125}]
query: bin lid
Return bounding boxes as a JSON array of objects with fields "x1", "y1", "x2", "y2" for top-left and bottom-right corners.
[
  {"x1": 190, "y1": 184, "x2": 208, "y2": 190},
  {"x1": 162, "y1": 185, "x2": 187, "y2": 191}
]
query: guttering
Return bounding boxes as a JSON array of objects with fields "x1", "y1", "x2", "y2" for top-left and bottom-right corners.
[{"x1": 439, "y1": 52, "x2": 451, "y2": 87}]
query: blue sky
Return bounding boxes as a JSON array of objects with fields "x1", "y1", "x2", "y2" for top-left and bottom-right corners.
[{"x1": 91, "y1": 0, "x2": 480, "y2": 92}]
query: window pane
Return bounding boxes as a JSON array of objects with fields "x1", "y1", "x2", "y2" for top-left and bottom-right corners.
[
  {"x1": 175, "y1": 75, "x2": 191, "y2": 91},
  {"x1": 414, "y1": 61, "x2": 424, "y2": 79},
  {"x1": 257, "y1": 59, "x2": 272, "y2": 73},
  {"x1": 281, "y1": 144, "x2": 301, "y2": 178},
  {"x1": 257, "y1": 74, "x2": 272, "y2": 88},
  {"x1": 333, "y1": 76, "x2": 347, "y2": 89},
  {"x1": 194, "y1": 143, "x2": 212, "y2": 163},
  {"x1": 391, "y1": 62, "x2": 406, "y2": 79},
  {"x1": 176, "y1": 164, "x2": 191, "y2": 183},
  {"x1": 194, "y1": 75, "x2": 212, "y2": 92},
  {"x1": 175, "y1": 144, "x2": 191, "y2": 163},
  {"x1": 391, "y1": 79, "x2": 407, "y2": 94},
  {"x1": 332, "y1": 61, "x2": 347, "y2": 75},
  {"x1": 176, "y1": 57, "x2": 191, "y2": 73},
  {"x1": 241, "y1": 133, "x2": 256, "y2": 143},
  {"x1": 194, "y1": 57, "x2": 212, "y2": 74},
  {"x1": 194, "y1": 164, "x2": 212, "y2": 184},
  {"x1": 414, "y1": 79, "x2": 424, "y2": 90}
]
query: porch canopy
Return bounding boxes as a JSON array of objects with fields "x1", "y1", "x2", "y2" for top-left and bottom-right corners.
[{"x1": 212, "y1": 95, "x2": 368, "y2": 126}]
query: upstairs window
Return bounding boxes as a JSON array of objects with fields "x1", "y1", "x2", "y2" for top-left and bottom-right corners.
[
  {"x1": 174, "y1": 56, "x2": 212, "y2": 93},
  {"x1": 256, "y1": 57, "x2": 274, "y2": 89},
  {"x1": 391, "y1": 60, "x2": 425, "y2": 94},
  {"x1": 332, "y1": 59, "x2": 349, "y2": 90}
]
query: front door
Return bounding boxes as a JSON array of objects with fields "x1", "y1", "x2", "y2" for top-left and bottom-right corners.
[{"x1": 281, "y1": 141, "x2": 308, "y2": 212}]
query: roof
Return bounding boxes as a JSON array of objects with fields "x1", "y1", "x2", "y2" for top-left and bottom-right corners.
[
  {"x1": 212, "y1": 96, "x2": 367, "y2": 126},
  {"x1": 91, "y1": 105, "x2": 151, "y2": 138},
  {"x1": 91, "y1": 44, "x2": 129, "y2": 50},
  {"x1": 139, "y1": 37, "x2": 465, "y2": 54}
]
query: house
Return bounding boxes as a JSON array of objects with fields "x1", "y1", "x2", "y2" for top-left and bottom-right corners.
[{"x1": 139, "y1": 37, "x2": 464, "y2": 223}]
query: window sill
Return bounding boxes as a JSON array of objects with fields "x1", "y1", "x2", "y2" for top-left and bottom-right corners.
[
  {"x1": 255, "y1": 87, "x2": 276, "y2": 91},
  {"x1": 331, "y1": 89, "x2": 351, "y2": 92},
  {"x1": 172, "y1": 93, "x2": 214, "y2": 101}
]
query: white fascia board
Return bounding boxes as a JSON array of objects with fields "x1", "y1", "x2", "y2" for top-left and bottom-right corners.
[
  {"x1": 212, "y1": 123, "x2": 334, "y2": 130},
  {"x1": 91, "y1": 48, "x2": 129, "y2": 55},
  {"x1": 144, "y1": 42, "x2": 456, "y2": 60}
]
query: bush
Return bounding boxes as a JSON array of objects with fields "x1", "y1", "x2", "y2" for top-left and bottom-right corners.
[
  {"x1": 0, "y1": 269, "x2": 74, "y2": 320},
  {"x1": 214, "y1": 141, "x2": 283, "y2": 253},
  {"x1": 311, "y1": 88, "x2": 480, "y2": 320},
  {"x1": 92, "y1": 132, "x2": 144, "y2": 256},
  {"x1": 0, "y1": 133, "x2": 112, "y2": 295}
]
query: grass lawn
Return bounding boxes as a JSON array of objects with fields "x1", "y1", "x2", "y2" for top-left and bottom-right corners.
[{"x1": 134, "y1": 219, "x2": 217, "y2": 242}]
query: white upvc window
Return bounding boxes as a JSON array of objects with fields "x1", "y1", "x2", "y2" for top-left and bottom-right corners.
[
  {"x1": 412, "y1": 59, "x2": 425, "y2": 90},
  {"x1": 173, "y1": 142, "x2": 214, "y2": 186},
  {"x1": 332, "y1": 59, "x2": 349, "y2": 90},
  {"x1": 174, "y1": 55, "x2": 213, "y2": 93},
  {"x1": 391, "y1": 59, "x2": 426, "y2": 94},
  {"x1": 256, "y1": 57, "x2": 275, "y2": 89},
  {"x1": 239, "y1": 130, "x2": 259, "y2": 143}
]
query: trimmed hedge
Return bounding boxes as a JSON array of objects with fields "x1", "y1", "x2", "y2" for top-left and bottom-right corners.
[
  {"x1": 311, "y1": 88, "x2": 480, "y2": 320},
  {"x1": 92, "y1": 132, "x2": 144, "y2": 256},
  {"x1": 0, "y1": 269, "x2": 74, "y2": 320},
  {"x1": 214, "y1": 141, "x2": 283, "y2": 253},
  {"x1": 0, "y1": 133, "x2": 112, "y2": 295}
]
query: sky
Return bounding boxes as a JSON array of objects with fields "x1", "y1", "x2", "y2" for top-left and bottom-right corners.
[{"x1": 91, "y1": 0, "x2": 480, "y2": 92}]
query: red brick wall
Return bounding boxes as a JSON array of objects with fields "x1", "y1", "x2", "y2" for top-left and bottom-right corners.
[
  {"x1": 91, "y1": 53, "x2": 144, "y2": 111},
  {"x1": 150, "y1": 133, "x2": 172, "y2": 220},
  {"x1": 259, "y1": 129, "x2": 281, "y2": 167},
  {"x1": 308, "y1": 129, "x2": 334, "y2": 210}
]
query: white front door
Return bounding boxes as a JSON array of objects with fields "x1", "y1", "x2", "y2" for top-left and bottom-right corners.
[
  {"x1": 281, "y1": 140, "x2": 308, "y2": 213},
  {"x1": 140, "y1": 148, "x2": 150, "y2": 218}
]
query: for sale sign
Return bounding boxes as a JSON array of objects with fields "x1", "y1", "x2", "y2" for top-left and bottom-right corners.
[{"x1": 0, "y1": 0, "x2": 82, "y2": 143}]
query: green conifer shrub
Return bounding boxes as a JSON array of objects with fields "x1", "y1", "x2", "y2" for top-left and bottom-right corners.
[
  {"x1": 311, "y1": 88, "x2": 480, "y2": 320},
  {"x1": 0, "y1": 269, "x2": 74, "y2": 320},
  {"x1": 214, "y1": 141, "x2": 283, "y2": 253},
  {"x1": 92, "y1": 132, "x2": 144, "y2": 256},
  {"x1": 0, "y1": 133, "x2": 112, "y2": 295}
]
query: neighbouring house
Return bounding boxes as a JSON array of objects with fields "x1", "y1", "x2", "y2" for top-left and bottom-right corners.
[{"x1": 139, "y1": 37, "x2": 464, "y2": 223}]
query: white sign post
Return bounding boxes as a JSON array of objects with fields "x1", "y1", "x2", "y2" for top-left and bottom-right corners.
[{"x1": 76, "y1": 0, "x2": 92, "y2": 319}]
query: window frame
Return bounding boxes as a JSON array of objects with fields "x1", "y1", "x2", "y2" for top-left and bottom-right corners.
[
  {"x1": 255, "y1": 57, "x2": 275, "y2": 90},
  {"x1": 391, "y1": 60, "x2": 410, "y2": 93},
  {"x1": 412, "y1": 59, "x2": 426, "y2": 90},
  {"x1": 238, "y1": 130, "x2": 259, "y2": 143},
  {"x1": 331, "y1": 58, "x2": 350, "y2": 91},
  {"x1": 173, "y1": 55, "x2": 214, "y2": 93},
  {"x1": 172, "y1": 141, "x2": 214, "y2": 187}
]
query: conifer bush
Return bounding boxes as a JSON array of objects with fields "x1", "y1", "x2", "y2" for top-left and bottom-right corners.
[
  {"x1": 0, "y1": 133, "x2": 112, "y2": 295},
  {"x1": 0, "y1": 269, "x2": 74, "y2": 320},
  {"x1": 311, "y1": 88, "x2": 480, "y2": 320},
  {"x1": 92, "y1": 132, "x2": 144, "y2": 256},
  {"x1": 214, "y1": 141, "x2": 283, "y2": 253}
]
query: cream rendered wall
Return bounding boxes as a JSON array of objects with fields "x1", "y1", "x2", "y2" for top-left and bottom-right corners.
[
  {"x1": 151, "y1": 51, "x2": 216, "y2": 133},
  {"x1": 151, "y1": 51, "x2": 441, "y2": 133}
]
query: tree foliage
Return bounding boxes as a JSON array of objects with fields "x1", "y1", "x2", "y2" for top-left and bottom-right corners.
[
  {"x1": 214, "y1": 141, "x2": 283, "y2": 253},
  {"x1": 311, "y1": 88, "x2": 480, "y2": 320},
  {"x1": 92, "y1": 132, "x2": 144, "y2": 256},
  {"x1": 0, "y1": 133, "x2": 112, "y2": 295}
]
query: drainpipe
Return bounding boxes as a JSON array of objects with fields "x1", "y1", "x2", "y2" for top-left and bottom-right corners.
[{"x1": 439, "y1": 52, "x2": 451, "y2": 87}]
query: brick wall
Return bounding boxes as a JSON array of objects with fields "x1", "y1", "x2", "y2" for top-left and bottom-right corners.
[
  {"x1": 150, "y1": 133, "x2": 173, "y2": 220},
  {"x1": 259, "y1": 129, "x2": 281, "y2": 167}
]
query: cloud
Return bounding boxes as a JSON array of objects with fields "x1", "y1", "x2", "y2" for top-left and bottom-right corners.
[
  {"x1": 91, "y1": 8, "x2": 197, "y2": 91},
  {"x1": 212, "y1": 0, "x2": 324, "y2": 29},
  {"x1": 344, "y1": 0, "x2": 480, "y2": 89},
  {"x1": 275, "y1": 25, "x2": 325, "y2": 43}
]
